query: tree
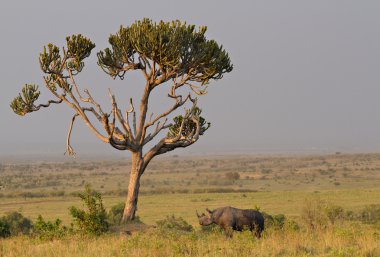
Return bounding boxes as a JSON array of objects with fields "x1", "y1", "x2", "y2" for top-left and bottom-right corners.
[{"x1": 10, "y1": 19, "x2": 233, "y2": 221}]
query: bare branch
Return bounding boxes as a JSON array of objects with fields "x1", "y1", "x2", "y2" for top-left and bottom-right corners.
[
  {"x1": 108, "y1": 89, "x2": 117, "y2": 138},
  {"x1": 186, "y1": 82, "x2": 208, "y2": 96},
  {"x1": 68, "y1": 69, "x2": 90, "y2": 102},
  {"x1": 84, "y1": 89, "x2": 105, "y2": 116},
  {"x1": 123, "y1": 98, "x2": 134, "y2": 138},
  {"x1": 64, "y1": 113, "x2": 79, "y2": 157},
  {"x1": 82, "y1": 107, "x2": 102, "y2": 122},
  {"x1": 143, "y1": 118, "x2": 171, "y2": 145},
  {"x1": 32, "y1": 99, "x2": 63, "y2": 111}
]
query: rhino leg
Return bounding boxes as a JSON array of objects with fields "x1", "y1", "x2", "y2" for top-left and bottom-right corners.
[
  {"x1": 222, "y1": 225, "x2": 233, "y2": 238},
  {"x1": 252, "y1": 225, "x2": 261, "y2": 239}
]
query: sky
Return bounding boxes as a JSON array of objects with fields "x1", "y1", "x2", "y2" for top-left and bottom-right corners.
[{"x1": 1, "y1": 0, "x2": 380, "y2": 159}]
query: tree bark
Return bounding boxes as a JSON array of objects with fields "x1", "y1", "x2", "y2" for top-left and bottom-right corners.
[{"x1": 122, "y1": 152, "x2": 144, "y2": 222}]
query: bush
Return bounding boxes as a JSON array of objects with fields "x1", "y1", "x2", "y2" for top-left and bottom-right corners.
[
  {"x1": 156, "y1": 215, "x2": 193, "y2": 232},
  {"x1": 107, "y1": 202, "x2": 125, "y2": 225},
  {"x1": 0, "y1": 219, "x2": 10, "y2": 238},
  {"x1": 301, "y1": 199, "x2": 328, "y2": 230},
  {"x1": 1, "y1": 212, "x2": 32, "y2": 236},
  {"x1": 33, "y1": 215, "x2": 68, "y2": 240},
  {"x1": 325, "y1": 204, "x2": 344, "y2": 225},
  {"x1": 262, "y1": 212, "x2": 299, "y2": 231},
  {"x1": 301, "y1": 198, "x2": 345, "y2": 230},
  {"x1": 225, "y1": 172, "x2": 240, "y2": 181},
  {"x1": 357, "y1": 204, "x2": 380, "y2": 224},
  {"x1": 107, "y1": 202, "x2": 142, "y2": 225},
  {"x1": 69, "y1": 185, "x2": 109, "y2": 235},
  {"x1": 200, "y1": 223, "x2": 223, "y2": 233}
]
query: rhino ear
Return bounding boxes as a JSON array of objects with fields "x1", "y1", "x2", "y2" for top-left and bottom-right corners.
[{"x1": 206, "y1": 208, "x2": 213, "y2": 214}]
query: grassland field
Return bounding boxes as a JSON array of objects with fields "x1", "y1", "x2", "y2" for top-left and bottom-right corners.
[{"x1": 1, "y1": 153, "x2": 380, "y2": 256}]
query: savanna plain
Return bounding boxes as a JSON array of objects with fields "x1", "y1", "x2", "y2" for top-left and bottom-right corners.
[{"x1": 1, "y1": 153, "x2": 380, "y2": 257}]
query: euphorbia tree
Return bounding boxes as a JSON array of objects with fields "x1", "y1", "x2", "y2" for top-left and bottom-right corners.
[{"x1": 10, "y1": 19, "x2": 233, "y2": 221}]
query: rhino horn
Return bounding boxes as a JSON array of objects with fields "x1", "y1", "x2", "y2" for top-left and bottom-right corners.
[{"x1": 196, "y1": 210, "x2": 201, "y2": 218}]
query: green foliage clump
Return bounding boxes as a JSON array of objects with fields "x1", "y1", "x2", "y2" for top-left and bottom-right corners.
[
  {"x1": 356, "y1": 204, "x2": 380, "y2": 225},
  {"x1": 200, "y1": 223, "x2": 223, "y2": 233},
  {"x1": 107, "y1": 202, "x2": 142, "y2": 225},
  {"x1": 69, "y1": 185, "x2": 109, "y2": 235},
  {"x1": 301, "y1": 198, "x2": 345, "y2": 231},
  {"x1": 0, "y1": 219, "x2": 11, "y2": 238},
  {"x1": 325, "y1": 204, "x2": 344, "y2": 225},
  {"x1": 107, "y1": 202, "x2": 125, "y2": 225},
  {"x1": 66, "y1": 34, "x2": 96, "y2": 73},
  {"x1": 10, "y1": 84, "x2": 40, "y2": 116},
  {"x1": 156, "y1": 215, "x2": 193, "y2": 232},
  {"x1": 98, "y1": 18, "x2": 233, "y2": 82},
  {"x1": 1, "y1": 212, "x2": 32, "y2": 236},
  {"x1": 33, "y1": 215, "x2": 68, "y2": 240},
  {"x1": 39, "y1": 43, "x2": 61, "y2": 73},
  {"x1": 167, "y1": 107, "x2": 210, "y2": 138},
  {"x1": 262, "y1": 212, "x2": 299, "y2": 231}
]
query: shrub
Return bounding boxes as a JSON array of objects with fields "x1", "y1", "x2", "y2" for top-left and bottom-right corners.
[
  {"x1": 325, "y1": 204, "x2": 344, "y2": 225},
  {"x1": 262, "y1": 212, "x2": 298, "y2": 230},
  {"x1": 301, "y1": 199, "x2": 328, "y2": 230},
  {"x1": 225, "y1": 172, "x2": 240, "y2": 181},
  {"x1": 301, "y1": 199, "x2": 345, "y2": 230},
  {"x1": 107, "y1": 202, "x2": 125, "y2": 225},
  {"x1": 107, "y1": 202, "x2": 142, "y2": 225},
  {"x1": 0, "y1": 219, "x2": 10, "y2": 238},
  {"x1": 357, "y1": 204, "x2": 380, "y2": 224},
  {"x1": 69, "y1": 185, "x2": 109, "y2": 235},
  {"x1": 1, "y1": 212, "x2": 32, "y2": 236},
  {"x1": 156, "y1": 215, "x2": 193, "y2": 232},
  {"x1": 33, "y1": 215, "x2": 68, "y2": 240},
  {"x1": 200, "y1": 223, "x2": 223, "y2": 233}
]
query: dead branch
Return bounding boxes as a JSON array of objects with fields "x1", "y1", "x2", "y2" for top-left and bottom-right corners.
[
  {"x1": 65, "y1": 113, "x2": 79, "y2": 157},
  {"x1": 84, "y1": 89, "x2": 105, "y2": 116}
]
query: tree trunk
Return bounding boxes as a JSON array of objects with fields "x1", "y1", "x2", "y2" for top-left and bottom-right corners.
[{"x1": 122, "y1": 152, "x2": 144, "y2": 222}]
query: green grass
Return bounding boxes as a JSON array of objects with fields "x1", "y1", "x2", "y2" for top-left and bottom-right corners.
[{"x1": 1, "y1": 189, "x2": 379, "y2": 225}]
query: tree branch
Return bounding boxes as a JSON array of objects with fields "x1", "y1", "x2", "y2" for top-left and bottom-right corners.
[
  {"x1": 31, "y1": 99, "x2": 63, "y2": 112},
  {"x1": 65, "y1": 113, "x2": 79, "y2": 157},
  {"x1": 143, "y1": 100, "x2": 201, "y2": 166}
]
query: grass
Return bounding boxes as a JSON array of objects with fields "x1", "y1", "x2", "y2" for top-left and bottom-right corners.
[
  {"x1": 1, "y1": 189, "x2": 379, "y2": 225},
  {"x1": 1, "y1": 224, "x2": 379, "y2": 257},
  {"x1": 1, "y1": 153, "x2": 380, "y2": 256}
]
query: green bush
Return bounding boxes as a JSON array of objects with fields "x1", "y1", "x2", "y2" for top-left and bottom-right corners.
[
  {"x1": 200, "y1": 223, "x2": 223, "y2": 233},
  {"x1": 325, "y1": 204, "x2": 344, "y2": 225},
  {"x1": 301, "y1": 198, "x2": 345, "y2": 230},
  {"x1": 301, "y1": 198, "x2": 328, "y2": 230},
  {"x1": 1, "y1": 212, "x2": 32, "y2": 236},
  {"x1": 107, "y1": 202, "x2": 141, "y2": 225},
  {"x1": 262, "y1": 212, "x2": 298, "y2": 231},
  {"x1": 69, "y1": 185, "x2": 109, "y2": 235},
  {"x1": 357, "y1": 204, "x2": 380, "y2": 224},
  {"x1": 156, "y1": 215, "x2": 193, "y2": 232},
  {"x1": 33, "y1": 215, "x2": 68, "y2": 240},
  {"x1": 0, "y1": 219, "x2": 11, "y2": 238},
  {"x1": 107, "y1": 202, "x2": 125, "y2": 225}
]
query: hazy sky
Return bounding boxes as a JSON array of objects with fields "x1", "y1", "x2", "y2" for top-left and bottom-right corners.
[{"x1": 1, "y1": 0, "x2": 380, "y2": 158}]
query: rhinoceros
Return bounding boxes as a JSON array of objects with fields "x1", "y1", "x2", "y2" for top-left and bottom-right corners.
[{"x1": 196, "y1": 206, "x2": 264, "y2": 238}]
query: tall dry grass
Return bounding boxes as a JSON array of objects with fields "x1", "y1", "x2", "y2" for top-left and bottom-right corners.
[{"x1": 1, "y1": 223, "x2": 379, "y2": 257}]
